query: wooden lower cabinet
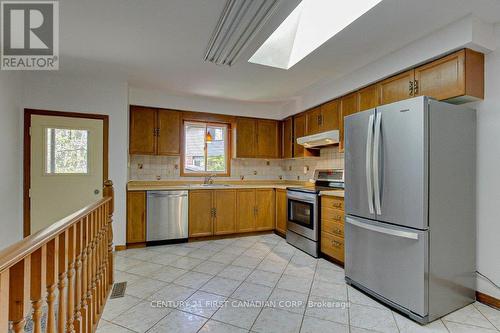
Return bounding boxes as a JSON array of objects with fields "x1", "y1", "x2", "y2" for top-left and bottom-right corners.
[
  {"x1": 214, "y1": 190, "x2": 236, "y2": 235},
  {"x1": 320, "y1": 195, "x2": 345, "y2": 264},
  {"x1": 236, "y1": 189, "x2": 257, "y2": 232},
  {"x1": 236, "y1": 189, "x2": 275, "y2": 233},
  {"x1": 275, "y1": 189, "x2": 287, "y2": 235},
  {"x1": 126, "y1": 191, "x2": 147, "y2": 244},
  {"x1": 255, "y1": 189, "x2": 275, "y2": 231},
  {"x1": 189, "y1": 190, "x2": 214, "y2": 237}
]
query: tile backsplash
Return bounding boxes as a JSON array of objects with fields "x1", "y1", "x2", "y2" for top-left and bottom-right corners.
[{"x1": 129, "y1": 146, "x2": 344, "y2": 181}]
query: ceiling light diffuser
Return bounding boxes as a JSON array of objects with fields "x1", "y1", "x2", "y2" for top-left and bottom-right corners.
[
  {"x1": 204, "y1": 0, "x2": 282, "y2": 66},
  {"x1": 249, "y1": 0, "x2": 383, "y2": 69}
]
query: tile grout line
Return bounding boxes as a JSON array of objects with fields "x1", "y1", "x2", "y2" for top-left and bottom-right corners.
[
  {"x1": 473, "y1": 302, "x2": 500, "y2": 331},
  {"x1": 297, "y1": 255, "x2": 319, "y2": 333}
]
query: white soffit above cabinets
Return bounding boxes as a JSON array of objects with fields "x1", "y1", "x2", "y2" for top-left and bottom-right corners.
[{"x1": 249, "y1": 0, "x2": 383, "y2": 70}]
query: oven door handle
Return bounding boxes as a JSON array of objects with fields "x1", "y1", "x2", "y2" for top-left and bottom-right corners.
[{"x1": 287, "y1": 195, "x2": 316, "y2": 204}]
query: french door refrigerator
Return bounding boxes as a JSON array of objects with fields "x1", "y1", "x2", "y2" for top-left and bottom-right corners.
[{"x1": 344, "y1": 96, "x2": 476, "y2": 323}]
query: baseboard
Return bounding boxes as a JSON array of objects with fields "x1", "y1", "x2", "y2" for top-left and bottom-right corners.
[
  {"x1": 188, "y1": 230, "x2": 273, "y2": 242},
  {"x1": 114, "y1": 245, "x2": 127, "y2": 251},
  {"x1": 476, "y1": 291, "x2": 500, "y2": 310}
]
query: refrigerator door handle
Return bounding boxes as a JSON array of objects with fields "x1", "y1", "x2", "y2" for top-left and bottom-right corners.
[
  {"x1": 366, "y1": 114, "x2": 375, "y2": 214},
  {"x1": 346, "y1": 217, "x2": 419, "y2": 240},
  {"x1": 373, "y1": 112, "x2": 382, "y2": 214}
]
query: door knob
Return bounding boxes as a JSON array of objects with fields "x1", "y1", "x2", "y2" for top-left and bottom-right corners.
[{"x1": 94, "y1": 189, "x2": 100, "y2": 195}]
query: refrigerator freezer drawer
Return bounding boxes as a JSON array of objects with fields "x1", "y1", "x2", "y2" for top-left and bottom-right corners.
[{"x1": 345, "y1": 216, "x2": 428, "y2": 317}]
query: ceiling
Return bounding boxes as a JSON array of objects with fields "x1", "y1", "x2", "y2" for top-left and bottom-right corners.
[{"x1": 59, "y1": 0, "x2": 500, "y2": 102}]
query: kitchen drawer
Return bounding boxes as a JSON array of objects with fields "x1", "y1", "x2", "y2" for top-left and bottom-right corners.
[
  {"x1": 321, "y1": 232, "x2": 344, "y2": 263},
  {"x1": 322, "y1": 218, "x2": 344, "y2": 238},
  {"x1": 322, "y1": 196, "x2": 344, "y2": 210},
  {"x1": 321, "y1": 207, "x2": 344, "y2": 223}
]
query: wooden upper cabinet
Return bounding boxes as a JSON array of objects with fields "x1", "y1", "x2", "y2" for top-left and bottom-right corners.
[
  {"x1": 339, "y1": 92, "x2": 358, "y2": 151},
  {"x1": 235, "y1": 118, "x2": 256, "y2": 158},
  {"x1": 357, "y1": 84, "x2": 379, "y2": 112},
  {"x1": 256, "y1": 119, "x2": 279, "y2": 158},
  {"x1": 255, "y1": 189, "x2": 275, "y2": 231},
  {"x1": 236, "y1": 189, "x2": 256, "y2": 233},
  {"x1": 126, "y1": 191, "x2": 146, "y2": 244},
  {"x1": 214, "y1": 190, "x2": 236, "y2": 235},
  {"x1": 293, "y1": 113, "x2": 318, "y2": 157},
  {"x1": 157, "y1": 109, "x2": 180, "y2": 155},
  {"x1": 306, "y1": 107, "x2": 322, "y2": 135},
  {"x1": 379, "y1": 70, "x2": 414, "y2": 105},
  {"x1": 275, "y1": 189, "x2": 287, "y2": 235},
  {"x1": 130, "y1": 106, "x2": 156, "y2": 155},
  {"x1": 188, "y1": 190, "x2": 213, "y2": 237},
  {"x1": 321, "y1": 99, "x2": 340, "y2": 131},
  {"x1": 414, "y1": 49, "x2": 484, "y2": 102},
  {"x1": 293, "y1": 114, "x2": 306, "y2": 157},
  {"x1": 282, "y1": 117, "x2": 293, "y2": 159}
]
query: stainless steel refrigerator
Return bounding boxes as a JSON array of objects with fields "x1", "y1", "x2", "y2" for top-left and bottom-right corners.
[{"x1": 344, "y1": 96, "x2": 476, "y2": 324}]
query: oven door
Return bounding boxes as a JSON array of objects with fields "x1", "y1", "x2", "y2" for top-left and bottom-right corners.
[{"x1": 287, "y1": 191, "x2": 318, "y2": 241}]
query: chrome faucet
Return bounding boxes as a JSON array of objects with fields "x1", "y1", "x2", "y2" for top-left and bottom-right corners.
[{"x1": 204, "y1": 174, "x2": 216, "y2": 185}]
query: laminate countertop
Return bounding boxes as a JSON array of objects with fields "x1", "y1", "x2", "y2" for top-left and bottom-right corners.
[{"x1": 127, "y1": 180, "x2": 312, "y2": 192}]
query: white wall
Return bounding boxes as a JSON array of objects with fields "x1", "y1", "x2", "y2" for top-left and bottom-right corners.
[
  {"x1": 21, "y1": 73, "x2": 129, "y2": 247},
  {"x1": 129, "y1": 87, "x2": 288, "y2": 120},
  {"x1": 0, "y1": 73, "x2": 23, "y2": 249},
  {"x1": 472, "y1": 23, "x2": 500, "y2": 299}
]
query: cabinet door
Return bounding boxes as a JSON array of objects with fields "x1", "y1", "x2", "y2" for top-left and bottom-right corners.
[
  {"x1": 214, "y1": 190, "x2": 236, "y2": 235},
  {"x1": 189, "y1": 190, "x2": 213, "y2": 237},
  {"x1": 236, "y1": 189, "x2": 256, "y2": 233},
  {"x1": 293, "y1": 114, "x2": 306, "y2": 157},
  {"x1": 357, "y1": 84, "x2": 379, "y2": 112},
  {"x1": 282, "y1": 118, "x2": 293, "y2": 159},
  {"x1": 275, "y1": 189, "x2": 287, "y2": 235},
  {"x1": 127, "y1": 191, "x2": 146, "y2": 243},
  {"x1": 379, "y1": 70, "x2": 414, "y2": 105},
  {"x1": 255, "y1": 189, "x2": 275, "y2": 231},
  {"x1": 306, "y1": 107, "x2": 322, "y2": 135},
  {"x1": 413, "y1": 49, "x2": 479, "y2": 101},
  {"x1": 340, "y1": 92, "x2": 358, "y2": 151},
  {"x1": 236, "y1": 118, "x2": 256, "y2": 158},
  {"x1": 157, "y1": 109, "x2": 180, "y2": 155},
  {"x1": 256, "y1": 119, "x2": 279, "y2": 158},
  {"x1": 130, "y1": 106, "x2": 156, "y2": 155},
  {"x1": 321, "y1": 99, "x2": 340, "y2": 131}
]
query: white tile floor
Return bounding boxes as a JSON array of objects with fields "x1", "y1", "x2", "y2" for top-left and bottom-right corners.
[{"x1": 99, "y1": 234, "x2": 500, "y2": 333}]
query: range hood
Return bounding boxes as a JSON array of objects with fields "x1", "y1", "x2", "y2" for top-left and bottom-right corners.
[{"x1": 296, "y1": 130, "x2": 340, "y2": 148}]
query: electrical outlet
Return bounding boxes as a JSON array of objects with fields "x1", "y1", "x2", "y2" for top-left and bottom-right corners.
[
  {"x1": 174, "y1": 164, "x2": 179, "y2": 170},
  {"x1": 240, "y1": 175, "x2": 245, "y2": 180},
  {"x1": 288, "y1": 166, "x2": 292, "y2": 171},
  {"x1": 156, "y1": 175, "x2": 161, "y2": 180},
  {"x1": 279, "y1": 175, "x2": 283, "y2": 180},
  {"x1": 266, "y1": 161, "x2": 270, "y2": 166},
  {"x1": 303, "y1": 166, "x2": 309, "y2": 174},
  {"x1": 253, "y1": 170, "x2": 257, "y2": 175},
  {"x1": 138, "y1": 163, "x2": 143, "y2": 170}
]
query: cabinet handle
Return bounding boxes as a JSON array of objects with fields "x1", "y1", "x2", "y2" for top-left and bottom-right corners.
[
  {"x1": 332, "y1": 240, "x2": 342, "y2": 248},
  {"x1": 409, "y1": 81, "x2": 414, "y2": 96},
  {"x1": 414, "y1": 80, "x2": 419, "y2": 95},
  {"x1": 334, "y1": 215, "x2": 342, "y2": 221},
  {"x1": 153, "y1": 128, "x2": 157, "y2": 136},
  {"x1": 332, "y1": 202, "x2": 342, "y2": 208},
  {"x1": 213, "y1": 208, "x2": 217, "y2": 218},
  {"x1": 334, "y1": 228, "x2": 342, "y2": 234}
]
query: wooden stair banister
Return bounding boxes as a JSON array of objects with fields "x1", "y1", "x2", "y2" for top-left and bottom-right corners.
[{"x1": 0, "y1": 180, "x2": 114, "y2": 333}]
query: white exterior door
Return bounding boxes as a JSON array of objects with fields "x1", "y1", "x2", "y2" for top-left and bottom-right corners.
[{"x1": 30, "y1": 115, "x2": 104, "y2": 234}]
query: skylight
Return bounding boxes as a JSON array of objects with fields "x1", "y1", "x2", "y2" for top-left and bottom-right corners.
[{"x1": 249, "y1": 0, "x2": 382, "y2": 70}]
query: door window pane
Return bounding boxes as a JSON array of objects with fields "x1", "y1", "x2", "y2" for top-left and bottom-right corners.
[{"x1": 46, "y1": 128, "x2": 89, "y2": 174}]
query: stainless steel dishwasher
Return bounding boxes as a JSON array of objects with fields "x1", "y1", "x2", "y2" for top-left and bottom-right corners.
[{"x1": 147, "y1": 190, "x2": 188, "y2": 243}]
